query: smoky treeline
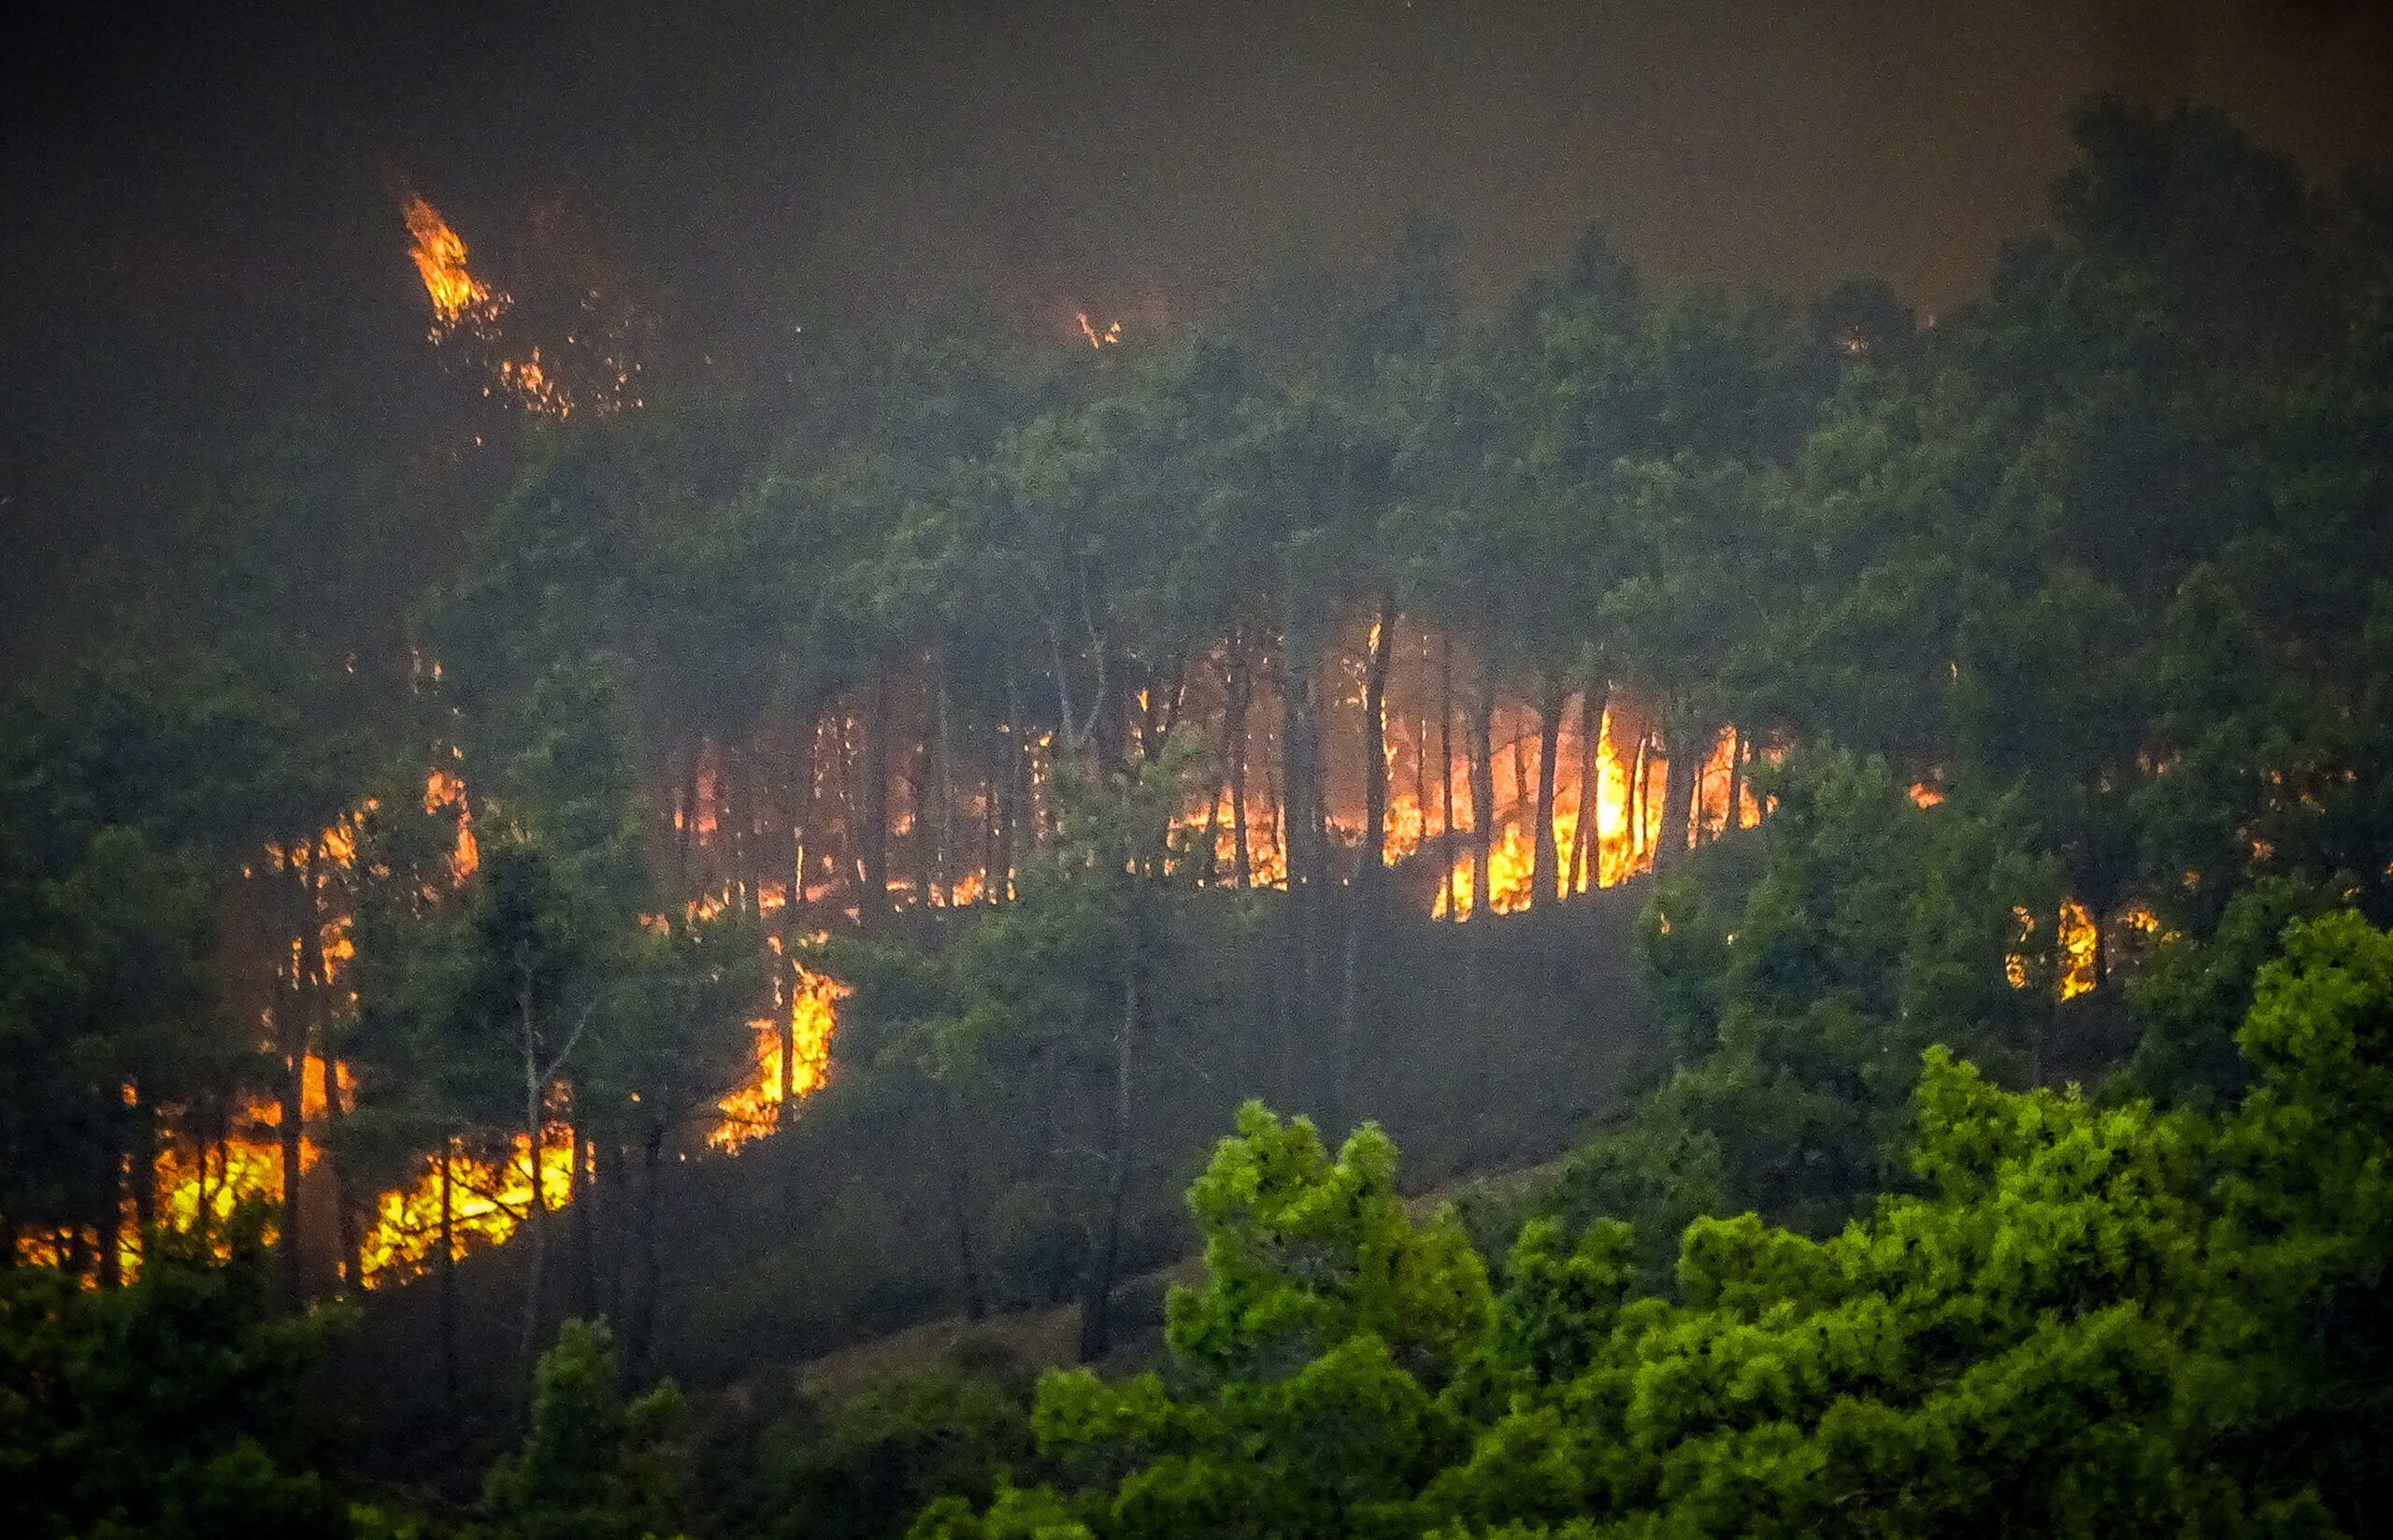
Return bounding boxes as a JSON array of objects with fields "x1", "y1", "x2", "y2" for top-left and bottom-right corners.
[{"x1": 11, "y1": 93, "x2": 2393, "y2": 1537}]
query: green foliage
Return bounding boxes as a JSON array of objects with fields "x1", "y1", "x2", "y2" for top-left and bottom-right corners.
[
  {"x1": 915, "y1": 912, "x2": 2393, "y2": 1539},
  {"x1": 693, "y1": 1347, "x2": 1039, "y2": 1540},
  {"x1": 482, "y1": 1319, "x2": 685, "y2": 1540},
  {"x1": 0, "y1": 1218, "x2": 356, "y2": 1540}
]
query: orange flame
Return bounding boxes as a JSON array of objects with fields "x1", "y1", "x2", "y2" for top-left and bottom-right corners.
[
  {"x1": 402, "y1": 193, "x2": 507, "y2": 343},
  {"x1": 710, "y1": 962, "x2": 845, "y2": 1152}
]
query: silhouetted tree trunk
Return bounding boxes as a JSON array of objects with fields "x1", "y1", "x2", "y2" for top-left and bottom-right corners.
[
  {"x1": 1078, "y1": 950, "x2": 1138, "y2": 1362},
  {"x1": 276, "y1": 854, "x2": 312, "y2": 1309},
  {"x1": 861, "y1": 673, "x2": 891, "y2": 927},
  {"x1": 1531, "y1": 677, "x2": 1566, "y2": 907},
  {"x1": 937, "y1": 1085, "x2": 986, "y2": 1321},
  {"x1": 319, "y1": 1050, "x2": 360, "y2": 1294},
  {"x1": 516, "y1": 971, "x2": 548, "y2": 1403},
  {"x1": 568, "y1": 1117, "x2": 596, "y2": 1319},
  {"x1": 936, "y1": 657, "x2": 956, "y2": 905},
  {"x1": 1336, "y1": 605, "x2": 1397, "y2": 1133},
  {"x1": 1569, "y1": 690, "x2": 1603, "y2": 896},
  {"x1": 1225, "y1": 637, "x2": 1254, "y2": 891},
  {"x1": 1281, "y1": 656, "x2": 1323, "y2": 1053},
  {"x1": 1440, "y1": 638, "x2": 1458, "y2": 921},
  {"x1": 1001, "y1": 665, "x2": 1026, "y2": 903},
  {"x1": 438, "y1": 1141, "x2": 457, "y2": 1401},
  {"x1": 626, "y1": 1121, "x2": 665, "y2": 1381},
  {"x1": 1655, "y1": 719, "x2": 1700, "y2": 876},
  {"x1": 130, "y1": 1091, "x2": 157, "y2": 1238},
  {"x1": 678, "y1": 740, "x2": 702, "y2": 896},
  {"x1": 1723, "y1": 726, "x2": 1745, "y2": 838},
  {"x1": 1630, "y1": 736, "x2": 1650, "y2": 871},
  {"x1": 1470, "y1": 668, "x2": 1497, "y2": 922}
]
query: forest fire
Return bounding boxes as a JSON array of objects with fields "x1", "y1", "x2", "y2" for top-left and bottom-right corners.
[
  {"x1": 400, "y1": 191, "x2": 641, "y2": 419},
  {"x1": 710, "y1": 963, "x2": 844, "y2": 1153},
  {"x1": 403, "y1": 192, "x2": 506, "y2": 344}
]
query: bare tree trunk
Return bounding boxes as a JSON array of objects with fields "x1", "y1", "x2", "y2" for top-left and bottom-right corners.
[
  {"x1": 1441, "y1": 638, "x2": 1458, "y2": 921},
  {"x1": 1337, "y1": 606, "x2": 1397, "y2": 1134},
  {"x1": 937, "y1": 1086, "x2": 986, "y2": 1320},
  {"x1": 679, "y1": 739, "x2": 702, "y2": 897},
  {"x1": 131, "y1": 1089, "x2": 157, "y2": 1238},
  {"x1": 1723, "y1": 726, "x2": 1745, "y2": 837},
  {"x1": 569, "y1": 1116, "x2": 596, "y2": 1318},
  {"x1": 1655, "y1": 720, "x2": 1700, "y2": 876},
  {"x1": 1569, "y1": 691, "x2": 1603, "y2": 896},
  {"x1": 319, "y1": 1052, "x2": 360, "y2": 1294},
  {"x1": 1001, "y1": 667, "x2": 1026, "y2": 904},
  {"x1": 1225, "y1": 639, "x2": 1253, "y2": 891},
  {"x1": 516, "y1": 970, "x2": 548, "y2": 1405},
  {"x1": 276, "y1": 856, "x2": 310, "y2": 1309},
  {"x1": 1078, "y1": 956, "x2": 1138, "y2": 1362},
  {"x1": 1630, "y1": 736, "x2": 1650, "y2": 872},
  {"x1": 1470, "y1": 669, "x2": 1497, "y2": 922},
  {"x1": 439, "y1": 1141, "x2": 457, "y2": 1400},
  {"x1": 1531, "y1": 677, "x2": 1566, "y2": 907},
  {"x1": 936, "y1": 658, "x2": 955, "y2": 905},
  {"x1": 861, "y1": 672, "x2": 891, "y2": 927},
  {"x1": 626, "y1": 1122, "x2": 664, "y2": 1381},
  {"x1": 791, "y1": 723, "x2": 812, "y2": 929}
]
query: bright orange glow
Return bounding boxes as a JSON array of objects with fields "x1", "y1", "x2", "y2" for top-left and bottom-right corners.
[
  {"x1": 400, "y1": 191, "x2": 636, "y2": 419},
  {"x1": 424, "y1": 769, "x2": 480, "y2": 882},
  {"x1": 402, "y1": 193, "x2": 507, "y2": 343},
  {"x1": 1077, "y1": 312, "x2": 1122, "y2": 349},
  {"x1": 1433, "y1": 706, "x2": 1692, "y2": 919},
  {"x1": 2058, "y1": 899, "x2": 2099, "y2": 1000},
  {"x1": 358, "y1": 1130, "x2": 577, "y2": 1287},
  {"x1": 2006, "y1": 900, "x2": 2103, "y2": 999},
  {"x1": 711, "y1": 963, "x2": 844, "y2": 1152}
]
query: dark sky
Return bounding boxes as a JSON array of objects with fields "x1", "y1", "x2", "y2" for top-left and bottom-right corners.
[{"x1": 4, "y1": 0, "x2": 2390, "y2": 653}]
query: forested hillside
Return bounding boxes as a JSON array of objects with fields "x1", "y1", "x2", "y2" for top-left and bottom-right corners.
[{"x1": 8, "y1": 97, "x2": 2393, "y2": 1537}]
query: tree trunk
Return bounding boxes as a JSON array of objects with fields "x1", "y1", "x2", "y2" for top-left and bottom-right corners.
[
  {"x1": 1655, "y1": 720, "x2": 1700, "y2": 876},
  {"x1": 1001, "y1": 665, "x2": 1026, "y2": 904},
  {"x1": 1078, "y1": 955, "x2": 1138, "y2": 1362},
  {"x1": 937, "y1": 661, "x2": 956, "y2": 905},
  {"x1": 791, "y1": 722, "x2": 812, "y2": 930},
  {"x1": 861, "y1": 672, "x2": 891, "y2": 926},
  {"x1": 679, "y1": 739, "x2": 702, "y2": 897},
  {"x1": 1723, "y1": 727, "x2": 1745, "y2": 837},
  {"x1": 1470, "y1": 669, "x2": 1497, "y2": 922},
  {"x1": 131, "y1": 1090, "x2": 157, "y2": 1238},
  {"x1": 569, "y1": 1116, "x2": 596, "y2": 1319},
  {"x1": 1337, "y1": 606, "x2": 1397, "y2": 1134},
  {"x1": 516, "y1": 973, "x2": 547, "y2": 1402},
  {"x1": 439, "y1": 1141, "x2": 458, "y2": 1401},
  {"x1": 1630, "y1": 736, "x2": 1650, "y2": 872},
  {"x1": 276, "y1": 857, "x2": 310, "y2": 1310},
  {"x1": 1440, "y1": 638, "x2": 1458, "y2": 921},
  {"x1": 319, "y1": 1052, "x2": 360, "y2": 1294},
  {"x1": 626, "y1": 1122, "x2": 665, "y2": 1381},
  {"x1": 1531, "y1": 678, "x2": 1566, "y2": 907},
  {"x1": 1569, "y1": 691, "x2": 1604, "y2": 896},
  {"x1": 1225, "y1": 641, "x2": 1253, "y2": 891},
  {"x1": 938, "y1": 1087, "x2": 986, "y2": 1320}
]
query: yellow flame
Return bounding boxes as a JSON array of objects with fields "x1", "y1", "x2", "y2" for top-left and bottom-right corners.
[
  {"x1": 402, "y1": 193, "x2": 506, "y2": 341},
  {"x1": 710, "y1": 963, "x2": 845, "y2": 1152}
]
